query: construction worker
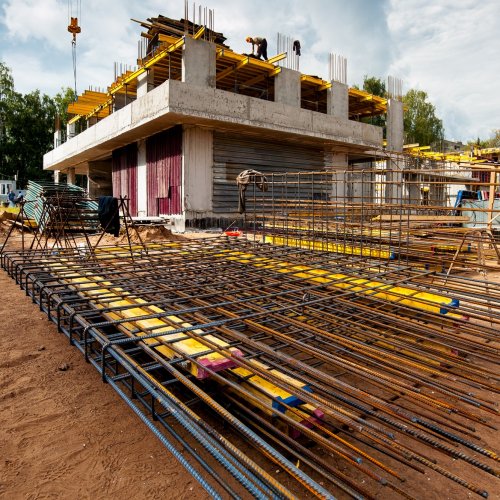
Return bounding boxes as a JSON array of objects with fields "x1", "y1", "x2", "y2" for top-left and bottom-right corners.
[{"x1": 246, "y1": 36, "x2": 268, "y2": 60}]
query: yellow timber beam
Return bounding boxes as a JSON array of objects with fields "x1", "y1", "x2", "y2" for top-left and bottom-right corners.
[
  {"x1": 240, "y1": 66, "x2": 281, "y2": 89},
  {"x1": 193, "y1": 25, "x2": 205, "y2": 39},
  {"x1": 216, "y1": 51, "x2": 285, "y2": 83},
  {"x1": 216, "y1": 56, "x2": 251, "y2": 82},
  {"x1": 109, "y1": 36, "x2": 185, "y2": 96},
  {"x1": 265, "y1": 52, "x2": 287, "y2": 64}
]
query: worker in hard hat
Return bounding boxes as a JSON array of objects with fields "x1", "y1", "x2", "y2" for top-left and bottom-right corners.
[{"x1": 246, "y1": 36, "x2": 268, "y2": 60}]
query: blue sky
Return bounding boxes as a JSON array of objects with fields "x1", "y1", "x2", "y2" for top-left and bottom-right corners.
[{"x1": 0, "y1": 0, "x2": 499, "y2": 143}]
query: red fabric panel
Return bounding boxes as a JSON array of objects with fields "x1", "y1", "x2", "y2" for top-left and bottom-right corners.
[
  {"x1": 146, "y1": 126, "x2": 182, "y2": 216},
  {"x1": 112, "y1": 144, "x2": 138, "y2": 217}
]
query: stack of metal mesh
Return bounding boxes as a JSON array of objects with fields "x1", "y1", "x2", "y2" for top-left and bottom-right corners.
[{"x1": 23, "y1": 181, "x2": 99, "y2": 234}]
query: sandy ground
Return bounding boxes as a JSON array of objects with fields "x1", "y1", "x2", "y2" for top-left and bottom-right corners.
[
  {"x1": 0, "y1": 230, "x2": 206, "y2": 499},
  {"x1": 0, "y1": 225, "x2": 499, "y2": 499}
]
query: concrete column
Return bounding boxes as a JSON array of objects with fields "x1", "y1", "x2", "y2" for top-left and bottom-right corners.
[
  {"x1": 67, "y1": 167, "x2": 76, "y2": 185},
  {"x1": 182, "y1": 37, "x2": 216, "y2": 88},
  {"x1": 386, "y1": 99, "x2": 404, "y2": 152},
  {"x1": 326, "y1": 81, "x2": 349, "y2": 119},
  {"x1": 137, "y1": 69, "x2": 155, "y2": 98},
  {"x1": 274, "y1": 68, "x2": 301, "y2": 107},
  {"x1": 114, "y1": 93, "x2": 130, "y2": 111},
  {"x1": 182, "y1": 126, "x2": 213, "y2": 218},
  {"x1": 137, "y1": 140, "x2": 148, "y2": 217},
  {"x1": 385, "y1": 98, "x2": 404, "y2": 203},
  {"x1": 325, "y1": 150, "x2": 348, "y2": 200},
  {"x1": 67, "y1": 122, "x2": 76, "y2": 140},
  {"x1": 87, "y1": 116, "x2": 98, "y2": 127},
  {"x1": 54, "y1": 170, "x2": 60, "y2": 184},
  {"x1": 54, "y1": 129, "x2": 62, "y2": 148}
]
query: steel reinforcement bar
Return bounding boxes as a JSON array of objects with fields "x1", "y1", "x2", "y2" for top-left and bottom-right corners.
[{"x1": 1, "y1": 238, "x2": 498, "y2": 499}]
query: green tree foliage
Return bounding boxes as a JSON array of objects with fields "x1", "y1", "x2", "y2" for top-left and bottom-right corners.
[
  {"x1": 361, "y1": 76, "x2": 386, "y2": 129},
  {"x1": 362, "y1": 76, "x2": 386, "y2": 98},
  {"x1": 403, "y1": 89, "x2": 444, "y2": 148},
  {"x1": 0, "y1": 62, "x2": 73, "y2": 186},
  {"x1": 53, "y1": 87, "x2": 76, "y2": 127},
  {"x1": 485, "y1": 129, "x2": 500, "y2": 148}
]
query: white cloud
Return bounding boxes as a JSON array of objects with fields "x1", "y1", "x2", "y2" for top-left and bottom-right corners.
[
  {"x1": 1, "y1": 0, "x2": 67, "y2": 48},
  {"x1": 387, "y1": 0, "x2": 500, "y2": 141},
  {"x1": 0, "y1": 0, "x2": 498, "y2": 142}
]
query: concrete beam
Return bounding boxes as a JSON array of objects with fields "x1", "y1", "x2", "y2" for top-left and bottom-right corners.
[{"x1": 44, "y1": 79, "x2": 382, "y2": 172}]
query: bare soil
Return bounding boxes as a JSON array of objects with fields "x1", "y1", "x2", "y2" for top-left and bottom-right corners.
[{"x1": 0, "y1": 231, "x2": 206, "y2": 499}]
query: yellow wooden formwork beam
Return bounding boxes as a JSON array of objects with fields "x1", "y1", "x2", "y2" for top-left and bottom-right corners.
[
  {"x1": 242, "y1": 66, "x2": 281, "y2": 89},
  {"x1": 264, "y1": 235, "x2": 394, "y2": 260},
  {"x1": 216, "y1": 56, "x2": 251, "y2": 82},
  {"x1": 216, "y1": 52, "x2": 284, "y2": 83},
  {"x1": 49, "y1": 263, "x2": 241, "y2": 379},
  {"x1": 213, "y1": 249, "x2": 462, "y2": 318},
  {"x1": 265, "y1": 52, "x2": 287, "y2": 64},
  {"x1": 193, "y1": 25, "x2": 205, "y2": 39},
  {"x1": 109, "y1": 36, "x2": 185, "y2": 96}
]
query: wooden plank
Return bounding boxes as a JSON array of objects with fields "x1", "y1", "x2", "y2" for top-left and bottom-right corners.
[{"x1": 372, "y1": 215, "x2": 470, "y2": 222}]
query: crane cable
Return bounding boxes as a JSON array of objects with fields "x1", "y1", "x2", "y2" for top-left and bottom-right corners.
[{"x1": 67, "y1": 0, "x2": 81, "y2": 98}]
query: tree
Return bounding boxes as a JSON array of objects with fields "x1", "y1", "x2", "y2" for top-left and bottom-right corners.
[
  {"x1": 354, "y1": 76, "x2": 387, "y2": 129},
  {"x1": 0, "y1": 61, "x2": 61, "y2": 186},
  {"x1": 403, "y1": 89, "x2": 444, "y2": 148},
  {"x1": 0, "y1": 62, "x2": 16, "y2": 178},
  {"x1": 485, "y1": 129, "x2": 500, "y2": 148},
  {"x1": 362, "y1": 76, "x2": 386, "y2": 98},
  {"x1": 53, "y1": 87, "x2": 76, "y2": 128}
]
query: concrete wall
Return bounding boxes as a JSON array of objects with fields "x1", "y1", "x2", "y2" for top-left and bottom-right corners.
[
  {"x1": 274, "y1": 68, "x2": 301, "y2": 107},
  {"x1": 183, "y1": 126, "x2": 213, "y2": 217}
]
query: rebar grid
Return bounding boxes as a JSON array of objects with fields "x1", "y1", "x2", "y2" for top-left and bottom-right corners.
[
  {"x1": 241, "y1": 165, "x2": 500, "y2": 273},
  {"x1": 2, "y1": 238, "x2": 498, "y2": 499}
]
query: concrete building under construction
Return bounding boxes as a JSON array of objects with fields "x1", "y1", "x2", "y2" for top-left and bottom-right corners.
[{"x1": 44, "y1": 14, "x2": 403, "y2": 228}]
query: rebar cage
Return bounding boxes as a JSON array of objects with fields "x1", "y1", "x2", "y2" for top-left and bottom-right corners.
[{"x1": 240, "y1": 165, "x2": 500, "y2": 273}]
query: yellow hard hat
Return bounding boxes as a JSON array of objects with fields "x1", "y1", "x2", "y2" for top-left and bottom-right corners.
[{"x1": 246, "y1": 36, "x2": 252, "y2": 43}]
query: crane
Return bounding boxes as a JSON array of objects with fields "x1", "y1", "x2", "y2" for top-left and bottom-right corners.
[{"x1": 67, "y1": 0, "x2": 82, "y2": 98}]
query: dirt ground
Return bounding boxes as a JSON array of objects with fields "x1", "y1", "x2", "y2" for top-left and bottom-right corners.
[
  {"x1": 0, "y1": 226, "x2": 499, "y2": 499},
  {"x1": 0, "y1": 270, "x2": 207, "y2": 499}
]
